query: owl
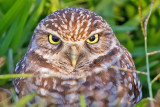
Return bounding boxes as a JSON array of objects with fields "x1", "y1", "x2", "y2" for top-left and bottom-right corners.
[{"x1": 13, "y1": 8, "x2": 142, "y2": 107}]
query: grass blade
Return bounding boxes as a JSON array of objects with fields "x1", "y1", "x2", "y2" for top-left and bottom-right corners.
[
  {"x1": 0, "y1": 0, "x2": 27, "y2": 36},
  {"x1": 18, "y1": 0, "x2": 46, "y2": 49},
  {"x1": 11, "y1": 92, "x2": 36, "y2": 107},
  {"x1": 79, "y1": 94, "x2": 86, "y2": 107},
  {"x1": 11, "y1": 0, "x2": 35, "y2": 51},
  {"x1": 7, "y1": 49, "x2": 14, "y2": 73},
  {"x1": 0, "y1": 19, "x2": 18, "y2": 56},
  {"x1": 136, "y1": 98, "x2": 150, "y2": 107},
  {"x1": 0, "y1": 74, "x2": 33, "y2": 79}
]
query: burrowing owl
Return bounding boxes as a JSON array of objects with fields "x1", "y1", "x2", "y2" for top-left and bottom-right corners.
[{"x1": 13, "y1": 8, "x2": 142, "y2": 107}]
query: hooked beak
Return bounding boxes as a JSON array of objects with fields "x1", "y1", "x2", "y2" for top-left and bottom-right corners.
[{"x1": 71, "y1": 46, "x2": 79, "y2": 68}]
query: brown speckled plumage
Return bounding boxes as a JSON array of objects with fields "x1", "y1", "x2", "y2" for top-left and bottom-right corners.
[{"x1": 13, "y1": 8, "x2": 142, "y2": 107}]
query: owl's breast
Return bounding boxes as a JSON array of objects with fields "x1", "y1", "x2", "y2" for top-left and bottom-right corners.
[{"x1": 20, "y1": 67, "x2": 140, "y2": 107}]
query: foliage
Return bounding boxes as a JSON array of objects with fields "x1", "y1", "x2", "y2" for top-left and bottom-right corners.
[{"x1": 0, "y1": 0, "x2": 160, "y2": 106}]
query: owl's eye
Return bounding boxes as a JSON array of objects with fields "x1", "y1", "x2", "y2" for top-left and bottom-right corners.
[
  {"x1": 86, "y1": 34, "x2": 99, "y2": 44},
  {"x1": 49, "y1": 34, "x2": 61, "y2": 44}
]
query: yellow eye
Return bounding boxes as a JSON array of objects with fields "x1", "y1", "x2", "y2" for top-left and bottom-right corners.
[
  {"x1": 49, "y1": 34, "x2": 61, "y2": 44},
  {"x1": 86, "y1": 34, "x2": 99, "y2": 44}
]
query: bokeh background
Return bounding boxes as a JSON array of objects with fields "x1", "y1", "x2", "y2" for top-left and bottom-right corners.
[{"x1": 0, "y1": 0, "x2": 160, "y2": 105}]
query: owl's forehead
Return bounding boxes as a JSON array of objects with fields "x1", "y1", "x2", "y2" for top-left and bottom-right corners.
[{"x1": 37, "y1": 8, "x2": 110, "y2": 41}]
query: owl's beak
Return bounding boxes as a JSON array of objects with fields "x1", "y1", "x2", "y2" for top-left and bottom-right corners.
[{"x1": 71, "y1": 46, "x2": 79, "y2": 68}]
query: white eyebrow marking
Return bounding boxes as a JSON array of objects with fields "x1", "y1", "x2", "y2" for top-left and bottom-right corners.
[{"x1": 87, "y1": 29, "x2": 105, "y2": 38}]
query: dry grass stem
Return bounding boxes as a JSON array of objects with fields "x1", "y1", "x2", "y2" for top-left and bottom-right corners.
[
  {"x1": 110, "y1": 66, "x2": 147, "y2": 75},
  {"x1": 144, "y1": 0, "x2": 154, "y2": 35},
  {"x1": 147, "y1": 50, "x2": 160, "y2": 55},
  {"x1": 151, "y1": 73, "x2": 160, "y2": 84},
  {"x1": 138, "y1": 5, "x2": 146, "y2": 37},
  {"x1": 138, "y1": 0, "x2": 155, "y2": 101}
]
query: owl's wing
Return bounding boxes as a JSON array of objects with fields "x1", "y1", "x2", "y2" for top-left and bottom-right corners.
[
  {"x1": 120, "y1": 45, "x2": 135, "y2": 69},
  {"x1": 13, "y1": 55, "x2": 28, "y2": 98},
  {"x1": 14, "y1": 56, "x2": 26, "y2": 74},
  {"x1": 118, "y1": 45, "x2": 142, "y2": 105}
]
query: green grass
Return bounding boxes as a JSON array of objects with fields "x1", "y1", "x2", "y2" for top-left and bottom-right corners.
[{"x1": 0, "y1": 0, "x2": 160, "y2": 106}]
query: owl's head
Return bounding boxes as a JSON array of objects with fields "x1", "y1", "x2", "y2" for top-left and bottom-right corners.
[{"x1": 27, "y1": 8, "x2": 120, "y2": 78}]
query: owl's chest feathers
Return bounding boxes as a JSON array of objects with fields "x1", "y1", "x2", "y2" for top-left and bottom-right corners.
[
  {"x1": 25, "y1": 70, "x2": 124, "y2": 105},
  {"x1": 16, "y1": 61, "x2": 141, "y2": 106}
]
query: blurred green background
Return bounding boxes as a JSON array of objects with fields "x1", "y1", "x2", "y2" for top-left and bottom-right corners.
[{"x1": 0, "y1": 0, "x2": 160, "y2": 102}]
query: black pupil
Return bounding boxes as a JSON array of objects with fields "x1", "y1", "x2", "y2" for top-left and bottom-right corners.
[
  {"x1": 89, "y1": 35, "x2": 95, "y2": 41},
  {"x1": 52, "y1": 36, "x2": 59, "y2": 42}
]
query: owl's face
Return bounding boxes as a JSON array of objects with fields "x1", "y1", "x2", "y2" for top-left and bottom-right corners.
[{"x1": 27, "y1": 8, "x2": 120, "y2": 78}]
